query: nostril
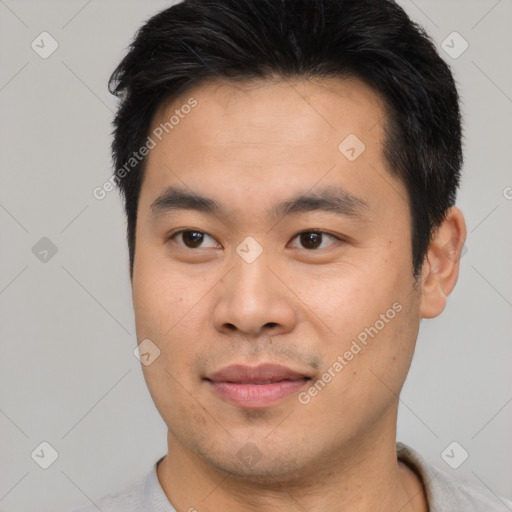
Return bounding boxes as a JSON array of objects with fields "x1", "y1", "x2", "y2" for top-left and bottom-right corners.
[{"x1": 265, "y1": 322, "x2": 278, "y2": 329}]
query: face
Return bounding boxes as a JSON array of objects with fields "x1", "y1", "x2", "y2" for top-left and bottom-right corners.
[{"x1": 132, "y1": 77, "x2": 423, "y2": 483}]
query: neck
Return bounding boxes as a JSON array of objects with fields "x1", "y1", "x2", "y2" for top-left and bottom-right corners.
[{"x1": 157, "y1": 428, "x2": 427, "y2": 512}]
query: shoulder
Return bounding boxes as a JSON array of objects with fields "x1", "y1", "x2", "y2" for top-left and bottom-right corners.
[
  {"x1": 397, "y1": 442, "x2": 512, "y2": 512},
  {"x1": 67, "y1": 457, "x2": 174, "y2": 512},
  {"x1": 68, "y1": 479, "x2": 146, "y2": 512}
]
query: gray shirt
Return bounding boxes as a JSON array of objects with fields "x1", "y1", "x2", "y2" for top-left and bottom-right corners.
[{"x1": 70, "y1": 443, "x2": 512, "y2": 511}]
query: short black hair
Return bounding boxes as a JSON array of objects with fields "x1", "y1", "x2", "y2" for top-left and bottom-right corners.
[{"x1": 109, "y1": 0, "x2": 462, "y2": 278}]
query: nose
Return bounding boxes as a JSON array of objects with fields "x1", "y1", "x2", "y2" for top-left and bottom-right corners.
[{"x1": 212, "y1": 249, "x2": 297, "y2": 338}]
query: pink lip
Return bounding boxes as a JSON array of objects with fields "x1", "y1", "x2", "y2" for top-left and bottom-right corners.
[{"x1": 205, "y1": 363, "x2": 311, "y2": 409}]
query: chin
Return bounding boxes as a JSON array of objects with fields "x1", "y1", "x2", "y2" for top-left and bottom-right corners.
[{"x1": 193, "y1": 438, "x2": 315, "y2": 486}]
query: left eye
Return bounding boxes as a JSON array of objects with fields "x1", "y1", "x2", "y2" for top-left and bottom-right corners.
[
  {"x1": 288, "y1": 231, "x2": 340, "y2": 250},
  {"x1": 170, "y1": 230, "x2": 219, "y2": 249}
]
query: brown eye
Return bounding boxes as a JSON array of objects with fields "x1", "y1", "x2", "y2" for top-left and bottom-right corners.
[
  {"x1": 300, "y1": 232, "x2": 322, "y2": 249},
  {"x1": 171, "y1": 230, "x2": 219, "y2": 249},
  {"x1": 182, "y1": 231, "x2": 204, "y2": 248},
  {"x1": 290, "y1": 231, "x2": 339, "y2": 250}
]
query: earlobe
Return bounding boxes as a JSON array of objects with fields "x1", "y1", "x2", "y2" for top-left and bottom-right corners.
[{"x1": 419, "y1": 206, "x2": 467, "y2": 319}]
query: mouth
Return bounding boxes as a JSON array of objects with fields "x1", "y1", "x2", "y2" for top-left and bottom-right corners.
[{"x1": 204, "y1": 363, "x2": 312, "y2": 409}]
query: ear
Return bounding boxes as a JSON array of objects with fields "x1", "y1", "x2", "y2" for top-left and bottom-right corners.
[{"x1": 419, "y1": 206, "x2": 467, "y2": 319}]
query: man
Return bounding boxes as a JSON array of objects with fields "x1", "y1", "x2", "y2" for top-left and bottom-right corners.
[{"x1": 73, "y1": 0, "x2": 511, "y2": 510}]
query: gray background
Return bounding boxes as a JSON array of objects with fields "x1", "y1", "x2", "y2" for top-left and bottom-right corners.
[{"x1": 0, "y1": 1, "x2": 511, "y2": 510}]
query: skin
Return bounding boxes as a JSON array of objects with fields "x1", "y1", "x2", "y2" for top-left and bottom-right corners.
[{"x1": 131, "y1": 76, "x2": 466, "y2": 512}]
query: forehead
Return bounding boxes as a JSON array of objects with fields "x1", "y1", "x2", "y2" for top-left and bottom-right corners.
[
  {"x1": 151, "y1": 76, "x2": 385, "y2": 148},
  {"x1": 140, "y1": 76, "x2": 407, "y2": 223}
]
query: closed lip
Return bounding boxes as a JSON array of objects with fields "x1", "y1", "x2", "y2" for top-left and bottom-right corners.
[{"x1": 205, "y1": 363, "x2": 312, "y2": 384}]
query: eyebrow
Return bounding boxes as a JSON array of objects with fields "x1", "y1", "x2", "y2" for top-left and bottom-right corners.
[
  {"x1": 150, "y1": 185, "x2": 369, "y2": 221},
  {"x1": 271, "y1": 185, "x2": 369, "y2": 220}
]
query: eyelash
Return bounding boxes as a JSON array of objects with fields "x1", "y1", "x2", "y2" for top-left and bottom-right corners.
[{"x1": 167, "y1": 229, "x2": 343, "y2": 251}]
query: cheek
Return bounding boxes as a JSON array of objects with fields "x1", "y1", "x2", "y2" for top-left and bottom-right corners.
[
  {"x1": 132, "y1": 253, "x2": 216, "y2": 371},
  {"x1": 292, "y1": 261, "x2": 418, "y2": 402},
  {"x1": 291, "y1": 262, "x2": 405, "y2": 338},
  {"x1": 296, "y1": 302, "x2": 419, "y2": 441},
  {"x1": 132, "y1": 247, "x2": 207, "y2": 339},
  {"x1": 141, "y1": 359, "x2": 211, "y2": 448},
  {"x1": 134, "y1": 268, "x2": 206, "y2": 417}
]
